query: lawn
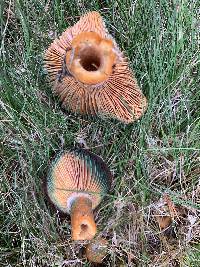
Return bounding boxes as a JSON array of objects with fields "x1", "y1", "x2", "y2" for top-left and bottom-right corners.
[{"x1": 0, "y1": 0, "x2": 200, "y2": 266}]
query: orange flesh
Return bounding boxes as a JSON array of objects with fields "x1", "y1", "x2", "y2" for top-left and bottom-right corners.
[
  {"x1": 65, "y1": 32, "x2": 116, "y2": 84},
  {"x1": 70, "y1": 196, "x2": 97, "y2": 240}
]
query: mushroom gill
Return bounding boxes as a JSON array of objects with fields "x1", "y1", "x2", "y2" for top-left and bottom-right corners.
[
  {"x1": 44, "y1": 11, "x2": 147, "y2": 123},
  {"x1": 47, "y1": 149, "x2": 112, "y2": 241}
]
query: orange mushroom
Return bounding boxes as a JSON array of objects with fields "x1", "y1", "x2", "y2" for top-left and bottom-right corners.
[
  {"x1": 44, "y1": 11, "x2": 147, "y2": 123},
  {"x1": 47, "y1": 149, "x2": 112, "y2": 240}
]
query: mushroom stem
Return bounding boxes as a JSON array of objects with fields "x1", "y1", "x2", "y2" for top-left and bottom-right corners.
[
  {"x1": 70, "y1": 196, "x2": 97, "y2": 240},
  {"x1": 65, "y1": 32, "x2": 116, "y2": 85}
]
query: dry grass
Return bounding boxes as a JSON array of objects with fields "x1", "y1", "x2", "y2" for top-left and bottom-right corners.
[{"x1": 0, "y1": 0, "x2": 200, "y2": 266}]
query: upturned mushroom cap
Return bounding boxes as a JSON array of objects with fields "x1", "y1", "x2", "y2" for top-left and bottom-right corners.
[
  {"x1": 47, "y1": 149, "x2": 112, "y2": 240},
  {"x1": 44, "y1": 11, "x2": 147, "y2": 123}
]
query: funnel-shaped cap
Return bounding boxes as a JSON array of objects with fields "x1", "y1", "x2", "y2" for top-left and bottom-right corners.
[{"x1": 44, "y1": 11, "x2": 147, "y2": 123}]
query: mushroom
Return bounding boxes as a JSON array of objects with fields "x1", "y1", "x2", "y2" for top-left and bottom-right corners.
[
  {"x1": 47, "y1": 149, "x2": 112, "y2": 240},
  {"x1": 85, "y1": 238, "x2": 109, "y2": 263},
  {"x1": 44, "y1": 11, "x2": 147, "y2": 123}
]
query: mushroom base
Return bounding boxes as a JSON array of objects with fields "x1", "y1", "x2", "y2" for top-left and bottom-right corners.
[{"x1": 65, "y1": 31, "x2": 116, "y2": 85}]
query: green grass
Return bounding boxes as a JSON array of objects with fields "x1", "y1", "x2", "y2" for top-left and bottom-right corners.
[{"x1": 0, "y1": 0, "x2": 199, "y2": 266}]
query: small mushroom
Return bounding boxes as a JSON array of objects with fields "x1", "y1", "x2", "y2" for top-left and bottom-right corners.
[
  {"x1": 47, "y1": 149, "x2": 112, "y2": 240},
  {"x1": 85, "y1": 238, "x2": 109, "y2": 263},
  {"x1": 155, "y1": 215, "x2": 172, "y2": 230},
  {"x1": 44, "y1": 11, "x2": 147, "y2": 123},
  {"x1": 154, "y1": 195, "x2": 175, "y2": 230}
]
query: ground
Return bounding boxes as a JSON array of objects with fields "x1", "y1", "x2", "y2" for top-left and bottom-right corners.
[{"x1": 0, "y1": 0, "x2": 200, "y2": 266}]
